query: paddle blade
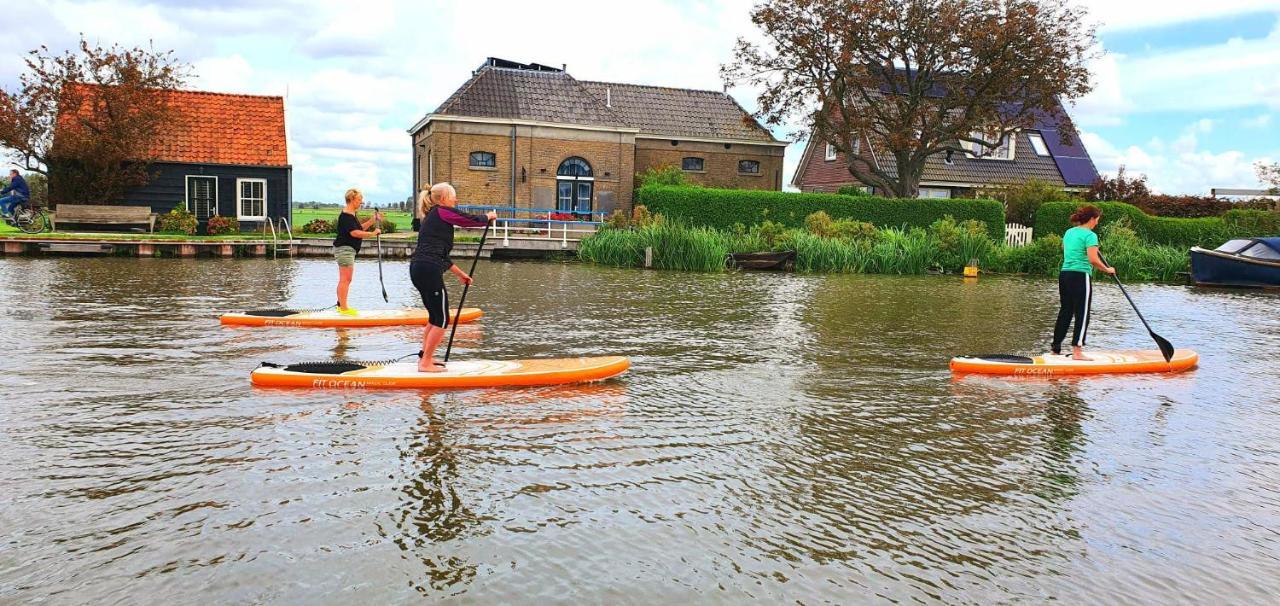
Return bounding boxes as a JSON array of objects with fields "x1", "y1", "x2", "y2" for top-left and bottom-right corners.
[{"x1": 1152, "y1": 331, "x2": 1175, "y2": 362}]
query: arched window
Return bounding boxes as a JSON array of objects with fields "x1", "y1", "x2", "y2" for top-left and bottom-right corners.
[
  {"x1": 556, "y1": 156, "x2": 593, "y2": 213},
  {"x1": 469, "y1": 151, "x2": 496, "y2": 168}
]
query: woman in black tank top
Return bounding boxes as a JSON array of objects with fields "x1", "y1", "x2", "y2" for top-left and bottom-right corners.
[{"x1": 410, "y1": 183, "x2": 495, "y2": 372}]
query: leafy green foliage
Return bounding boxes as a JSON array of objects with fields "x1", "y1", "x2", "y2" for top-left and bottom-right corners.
[
  {"x1": 205, "y1": 214, "x2": 239, "y2": 235},
  {"x1": 637, "y1": 184, "x2": 1005, "y2": 240},
  {"x1": 578, "y1": 220, "x2": 728, "y2": 272},
  {"x1": 1035, "y1": 201, "x2": 1279, "y2": 249},
  {"x1": 301, "y1": 218, "x2": 333, "y2": 234},
  {"x1": 978, "y1": 178, "x2": 1070, "y2": 225},
  {"x1": 635, "y1": 165, "x2": 688, "y2": 188},
  {"x1": 156, "y1": 206, "x2": 197, "y2": 235}
]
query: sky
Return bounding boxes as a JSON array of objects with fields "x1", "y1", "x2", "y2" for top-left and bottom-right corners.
[{"x1": 2, "y1": 0, "x2": 1279, "y2": 203}]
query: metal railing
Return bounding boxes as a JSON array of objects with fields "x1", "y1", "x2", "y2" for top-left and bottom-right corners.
[{"x1": 457, "y1": 217, "x2": 601, "y2": 248}]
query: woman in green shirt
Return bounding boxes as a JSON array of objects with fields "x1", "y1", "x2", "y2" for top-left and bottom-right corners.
[{"x1": 1052, "y1": 205, "x2": 1116, "y2": 360}]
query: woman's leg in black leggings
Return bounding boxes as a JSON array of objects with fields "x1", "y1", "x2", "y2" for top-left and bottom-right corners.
[{"x1": 1052, "y1": 272, "x2": 1081, "y2": 354}]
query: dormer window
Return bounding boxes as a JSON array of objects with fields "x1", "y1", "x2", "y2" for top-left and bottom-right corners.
[
  {"x1": 825, "y1": 138, "x2": 859, "y2": 161},
  {"x1": 967, "y1": 131, "x2": 1014, "y2": 160},
  {"x1": 825, "y1": 143, "x2": 837, "y2": 161},
  {"x1": 1027, "y1": 132, "x2": 1050, "y2": 157}
]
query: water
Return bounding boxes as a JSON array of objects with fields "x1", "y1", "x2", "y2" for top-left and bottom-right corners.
[{"x1": 1, "y1": 257, "x2": 1278, "y2": 603}]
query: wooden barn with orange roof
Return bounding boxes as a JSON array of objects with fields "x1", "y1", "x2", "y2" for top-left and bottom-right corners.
[{"x1": 58, "y1": 84, "x2": 291, "y2": 229}]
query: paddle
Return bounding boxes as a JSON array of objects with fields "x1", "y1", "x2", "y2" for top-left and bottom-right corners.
[
  {"x1": 375, "y1": 212, "x2": 388, "y2": 303},
  {"x1": 443, "y1": 219, "x2": 492, "y2": 363},
  {"x1": 1099, "y1": 252, "x2": 1175, "y2": 362}
]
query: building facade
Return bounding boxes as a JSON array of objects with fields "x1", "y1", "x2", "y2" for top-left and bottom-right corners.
[
  {"x1": 792, "y1": 111, "x2": 1098, "y2": 198},
  {"x1": 410, "y1": 58, "x2": 787, "y2": 215},
  {"x1": 56, "y1": 86, "x2": 291, "y2": 228}
]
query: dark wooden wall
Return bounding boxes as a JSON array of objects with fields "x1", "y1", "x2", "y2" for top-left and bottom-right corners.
[{"x1": 122, "y1": 162, "x2": 290, "y2": 223}]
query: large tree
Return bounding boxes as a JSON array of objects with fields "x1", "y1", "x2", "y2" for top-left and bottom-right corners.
[
  {"x1": 724, "y1": 0, "x2": 1097, "y2": 197},
  {"x1": 0, "y1": 38, "x2": 188, "y2": 205}
]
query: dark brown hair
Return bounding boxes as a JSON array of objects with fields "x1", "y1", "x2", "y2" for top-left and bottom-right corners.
[{"x1": 1070, "y1": 205, "x2": 1101, "y2": 225}]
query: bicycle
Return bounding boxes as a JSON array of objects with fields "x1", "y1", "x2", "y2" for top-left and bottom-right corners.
[{"x1": 3, "y1": 202, "x2": 50, "y2": 234}]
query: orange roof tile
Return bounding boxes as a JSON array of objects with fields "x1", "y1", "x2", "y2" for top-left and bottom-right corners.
[{"x1": 61, "y1": 84, "x2": 289, "y2": 167}]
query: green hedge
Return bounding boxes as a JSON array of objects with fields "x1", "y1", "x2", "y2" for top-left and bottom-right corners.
[
  {"x1": 636, "y1": 185, "x2": 1005, "y2": 241},
  {"x1": 1034, "y1": 201, "x2": 1279, "y2": 249}
]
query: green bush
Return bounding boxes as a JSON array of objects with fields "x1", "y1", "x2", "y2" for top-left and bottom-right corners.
[
  {"x1": 635, "y1": 165, "x2": 688, "y2": 188},
  {"x1": 206, "y1": 214, "x2": 240, "y2": 235},
  {"x1": 1035, "y1": 201, "x2": 1278, "y2": 249},
  {"x1": 978, "y1": 178, "x2": 1071, "y2": 225},
  {"x1": 377, "y1": 217, "x2": 397, "y2": 234},
  {"x1": 637, "y1": 184, "x2": 1005, "y2": 241},
  {"x1": 929, "y1": 216, "x2": 993, "y2": 272},
  {"x1": 989, "y1": 234, "x2": 1064, "y2": 276},
  {"x1": 157, "y1": 206, "x2": 197, "y2": 235},
  {"x1": 836, "y1": 185, "x2": 874, "y2": 197},
  {"x1": 301, "y1": 218, "x2": 333, "y2": 234},
  {"x1": 578, "y1": 220, "x2": 727, "y2": 272}
]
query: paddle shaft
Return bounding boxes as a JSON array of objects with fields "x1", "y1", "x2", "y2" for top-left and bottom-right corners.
[
  {"x1": 376, "y1": 227, "x2": 388, "y2": 302},
  {"x1": 1098, "y1": 251, "x2": 1174, "y2": 361},
  {"x1": 443, "y1": 220, "x2": 491, "y2": 363}
]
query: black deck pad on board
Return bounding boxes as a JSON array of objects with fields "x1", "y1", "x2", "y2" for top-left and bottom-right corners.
[
  {"x1": 242, "y1": 310, "x2": 301, "y2": 317},
  {"x1": 259, "y1": 361, "x2": 369, "y2": 374},
  {"x1": 966, "y1": 354, "x2": 1036, "y2": 364}
]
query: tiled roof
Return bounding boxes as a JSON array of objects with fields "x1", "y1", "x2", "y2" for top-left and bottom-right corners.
[
  {"x1": 435, "y1": 67, "x2": 630, "y2": 129},
  {"x1": 870, "y1": 130, "x2": 1071, "y2": 187},
  {"x1": 424, "y1": 62, "x2": 781, "y2": 144},
  {"x1": 578, "y1": 81, "x2": 779, "y2": 143},
  {"x1": 59, "y1": 84, "x2": 288, "y2": 166}
]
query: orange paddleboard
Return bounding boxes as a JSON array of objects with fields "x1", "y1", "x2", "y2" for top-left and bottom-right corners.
[
  {"x1": 220, "y1": 307, "x2": 482, "y2": 328},
  {"x1": 950, "y1": 349, "x2": 1198, "y2": 376},
  {"x1": 251, "y1": 356, "x2": 631, "y2": 389}
]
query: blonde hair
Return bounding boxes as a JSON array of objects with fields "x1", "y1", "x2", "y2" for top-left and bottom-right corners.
[
  {"x1": 344, "y1": 188, "x2": 362, "y2": 205},
  {"x1": 421, "y1": 182, "x2": 455, "y2": 216},
  {"x1": 417, "y1": 183, "x2": 432, "y2": 217}
]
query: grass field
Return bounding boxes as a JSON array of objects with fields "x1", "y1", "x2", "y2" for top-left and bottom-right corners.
[{"x1": 291, "y1": 208, "x2": 414, "y2": 232}]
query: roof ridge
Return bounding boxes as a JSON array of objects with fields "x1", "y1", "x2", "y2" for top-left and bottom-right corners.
[
  {"x1": 578, "y1": 79, "x2": 730, "y2": 96},
  {"x1": 69, "y1": 82, "x2": 284, "y2": 101}
]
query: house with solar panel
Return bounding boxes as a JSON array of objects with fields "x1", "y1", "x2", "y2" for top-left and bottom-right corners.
[
  {"x1": 409, "y1": 58, "x2": 788, "y2": 216},
  {"x1": 791, "y1": 109, "x2": 1098, "y2": 198},
  {"x1": 55, "y1": 84, "x2": 291, "y2": 230}
]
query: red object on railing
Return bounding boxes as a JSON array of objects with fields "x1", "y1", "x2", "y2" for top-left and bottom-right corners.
[{"x1": 550, "y1": 212, "x2": 576, "y2": 221}]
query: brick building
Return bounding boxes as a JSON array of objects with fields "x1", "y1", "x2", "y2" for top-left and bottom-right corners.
[{"x1": 408, "y1": 58, "x2": 787, "y2": 215}]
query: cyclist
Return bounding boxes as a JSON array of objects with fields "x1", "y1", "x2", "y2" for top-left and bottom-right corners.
[{"x1": 0, "y1": 169, "x2": 30, "y2": 218}]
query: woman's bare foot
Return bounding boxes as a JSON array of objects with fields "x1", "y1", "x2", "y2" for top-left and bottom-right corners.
[
  {"x1": 417, "y1": 360, "x2": 447, "y2": 373},
  {"x1": 1071, "y1": 347, "x2": 1093, "y2": 361}
]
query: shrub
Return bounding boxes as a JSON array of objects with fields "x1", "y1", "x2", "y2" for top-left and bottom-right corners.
[
  {"x1": 376, "y1": 217, "x2": 397, "y2": 234},
  {"x1": 836, "y1": 185, "x2": 874, "y2": 197},
  {"x1": 929, "y1": 216, "x2": 992, "y2": 272},
  {"x1": 1086, "y1": 166, "x2": 1150, "y2": 204},
  {"x1": 206, "y1": 214, "x2": 240, "y2": 235},
  {"x1": 1138, "y1": 194, "x2": 1232, "y2": 218},
  {"x1": 157, "y1": 206, "x2": 197, "y2": 235},
  {"x1": 637, "y1": 184, "x2": 1005, "y2": 240},
  {"x1": 635, "y1": 165, "x2": 688, "y2": 188},
  {"x1": 989, "y1": 234, "x2": 1064, "y2": 276},
  {"x1": 978, "y1": 178, "x2": 1070, "y2": 225},
  {"x1": 1035, "y1": 201, "x2": 1277, "y2": 249},
  {"x1": 301, "y1": 218, "x2": 334, "y2": 234},
  {"x1": 631, "y1": 204, "x2": 658, "y2": 228}
]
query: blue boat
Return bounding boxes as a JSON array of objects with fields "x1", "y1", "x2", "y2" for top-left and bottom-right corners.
[{"x1": 1190, "y1": 238, "x2": 1280, "y2": 288}]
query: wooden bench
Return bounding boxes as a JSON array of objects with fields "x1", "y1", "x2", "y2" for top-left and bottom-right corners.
[{"x1": 51, "y1": 205, "x2": 156, "y2": 233}]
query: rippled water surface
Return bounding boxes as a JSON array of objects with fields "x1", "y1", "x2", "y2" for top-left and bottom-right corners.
[{"x1": 2, "y1": 257, "x2": 1279, "y2": 603}]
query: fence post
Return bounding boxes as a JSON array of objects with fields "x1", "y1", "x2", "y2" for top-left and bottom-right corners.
[{"x1": 644, "y1": 246, "x2": 653, "y2": 268}]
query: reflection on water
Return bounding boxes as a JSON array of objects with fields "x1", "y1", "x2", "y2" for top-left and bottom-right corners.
[{"x1": 1, "y1": 257, "x2": 1279, "y2": 602}]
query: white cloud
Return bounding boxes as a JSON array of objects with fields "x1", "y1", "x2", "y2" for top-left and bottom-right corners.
[
  {"x1": 1083, "y1": 120, "x2": 1266, "y2": 194},
  {"x1": 1242, "y1": 113, "x2": 1273, "y2": 128},
  {"x1": 1078, "y1": 0, "x2": 1280, "y2": 31}
]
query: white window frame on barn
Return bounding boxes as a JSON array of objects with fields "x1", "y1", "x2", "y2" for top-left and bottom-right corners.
[{"x1": 236, "y1": 178, "x2": 267, "y2": 221}]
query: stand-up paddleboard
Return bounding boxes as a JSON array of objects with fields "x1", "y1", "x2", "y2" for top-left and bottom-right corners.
[
  {"x1": 950, "y1": 350, "x2": 1198, "y2": 376},
  {"x1": 252, "y1": 356, "x2": 630, "y2": 389},
  {"x1": 220, "y1": 307, "x2": 483, "y2": 328}
]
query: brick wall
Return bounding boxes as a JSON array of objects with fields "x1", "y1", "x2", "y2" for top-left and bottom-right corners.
[
  {"x1": 792, "y1": 137, "x2": 870, "y2": 193},
  {"x1": 416, "y1": 121, "x2": 635, "y2": 214},
  {"x1": 635, "y1": 139, "x2": 783, "y2": 190}
]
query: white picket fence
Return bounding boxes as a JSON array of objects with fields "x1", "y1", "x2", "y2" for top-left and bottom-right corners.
[{"x1": 1005, "y1": 223, "x2": 1033, "y2": 247}]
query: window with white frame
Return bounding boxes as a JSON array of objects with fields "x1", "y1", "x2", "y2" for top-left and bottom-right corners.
[
  {"x1": 1027, "y1": 132, "x2": 1050, "y2": 156},
  {"x1": 237, "y1": 178, "x2": 267, "y2": 220},
  {"x1": 967, "y1": 130, "x2": 1014, "y2": 160},
  {"x1": 825, "y1": 143, "x2": 837, "y2": 161},
  {"x1": 918, "y1": 187, "x2": 951, "y2": 199}
]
